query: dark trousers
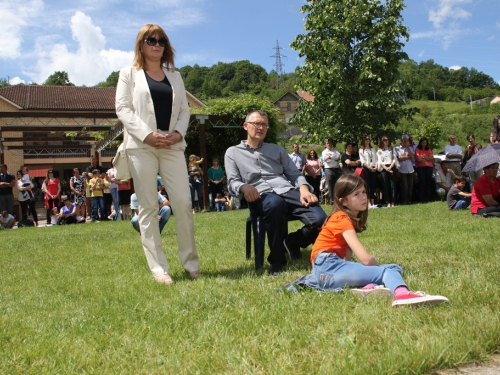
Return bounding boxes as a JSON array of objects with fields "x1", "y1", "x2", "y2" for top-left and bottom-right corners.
[
  {"x1": 189, "y1": 176, "x2": 204, "y2": 210},
  {"x1": 324, "y1": 168, "x2": 341, "y2": 204},
  {"x1": 306, "y1": 175, "x2": 322, "y2": 200},
  {"x1": 380, "y1": 167, "x2": 396, "y2": 204},
  {"x1": 91, "y1": 196, "x2": 105, "y2": 220},
  {"x1": 399, "y1": 172, "x2": 414, "y2": 204},
  {"x1": 363, "y1": 168, "x2": 377, "y2": 201},
  {"x1": 416, "y1": 167, "x2": 434, "y2": 203},
  {"x1": 248, "y1": 190, "x2": 327, "y2": 267},
  {"x1": 46, "y1": 198, "x2": 60, "y2": 224},
  {"x1": 209, "y1": 182, "x2": 223, "y2": 205},
  {"x1": 20, "y1": 199, "x2": 38, "y2": 222}
]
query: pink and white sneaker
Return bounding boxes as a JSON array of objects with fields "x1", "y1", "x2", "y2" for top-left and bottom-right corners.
[
  {"x1": 351, "y1": 284, "x2": 391, "y2": 299},
  {"x1": 392, "y1": 291, "x2": 449, "y2": 307}
]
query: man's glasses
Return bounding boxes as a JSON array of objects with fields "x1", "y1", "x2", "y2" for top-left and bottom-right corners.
[
  {"x1": 246, "y1": 121, "x2": 269, "y2": 129},
  {"x1": 144, "y1": 37, "x2": 167, "y2": 47}
]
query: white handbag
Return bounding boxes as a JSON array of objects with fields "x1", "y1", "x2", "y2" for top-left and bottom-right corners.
[{"x1": 112, "y1": 140, "x2": 131, "y2": 180}]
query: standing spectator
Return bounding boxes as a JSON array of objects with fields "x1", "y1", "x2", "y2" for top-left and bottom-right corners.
[
  {"x1": 208, "y1": 157, "x2": 224, "y2": 206},
  {"x1": 289, "y1": 143, "x2": 307, "y2": 171},
  {"x1": 490, "y1": 115, "x2": 500, "y2": 143},
  {"x1": 188, "y1": 154, "x2": 204, "y2": 213},
  {"x1": 396, "y1": 135, "x2": 414, "y2": 205},
  {"x1": 0, "y1": 164, "x2": 15, "y2": 215},
  {"x1": 116, "y1": 178, "x2": 132, "y2": 221},
  {"x1": 359, "y1": 136, "x2": 378, "y2": 207},
  {"x1": 107, "y1": 165, "x2": 121, "y2": 221},
  {"x1": 41, "y1": 169, "x2": 60, "y2": 225},
  {"x1": 304, "y1": 150, "x2": 323, "y2": 200},
  {"x1": 130, "y1": 192, "x2": 171, "y2": 234},
  {"x1": 463, "y1": 133, "x2": 483, "y2": 187},
  {"x1": 70, "y1": 168, "x2": 86, "y2": 219},
  {"x1": 89, "y1": 169, "x2": 106, "y2": 222},
  {"x1": 341, "y1": 143, "x2": 361, "y2": 173},
  {"x1": 377, "y1": 136, "x2": 397, "y2": 207},
  {"x1": 102, "y1": 172, "x2": 112, "y2": 220},
  {"x1": 86, "y1": 156, "x2": 104, "y2": 174},
  {"x1": 83, "y1": 172, "x2": 92, "y2": 220},
  {"x1": 322, "y1": 138, "x2": 342, "y2": 204},
  {"x1": 447, "y1": 176, "x2": 472, "y2": 210},
  {"x1": 16, "y1": 170, "x2": 38, "y2": 225},
  {"x1": 444, "y1": 134, "x2": 462, "y2": 177},
  {"x1": 415, "y1": 137, "x2": 435, "y2": 203},
  {"x1": 115, "y1": 24, "x2": 199, "y2": 284}
]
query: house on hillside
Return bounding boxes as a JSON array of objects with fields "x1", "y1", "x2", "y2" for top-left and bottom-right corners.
[
  {"x1": 273, "y1": 90, "x2": 315, "y2": 137},
  {"x1": 0, "y1": 85, "x2": 204, "y2": 181},
  {"x1": 491, "y1": 95, "x2": 500, "y2": 105}
]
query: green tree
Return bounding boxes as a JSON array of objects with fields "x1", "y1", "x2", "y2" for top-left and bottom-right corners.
[
  {"x1": 187, "y1": 94, "x2": 281, "y2": 164},
  {"x1": 43, "y1": 71, "x2": 75, "y2": 86},
  {"x1": 96, "y1": 71, "x2": 119, "y2": 87},
  {"x1": 416, "y1": 120, "x2": 442, "y2": 150},
  {"x1": 291, "y1": 0, "x2": 416, "y2": 143},
  {"x1": 0, "y1": 78, "x2": 10, "y2": 87}
]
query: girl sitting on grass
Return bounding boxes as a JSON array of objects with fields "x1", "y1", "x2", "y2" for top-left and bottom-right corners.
[{"x1": 304, "y1": 173, "x2": 449, "y2": 307}]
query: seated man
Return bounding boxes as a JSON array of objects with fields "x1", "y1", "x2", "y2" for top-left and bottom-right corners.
[
  {"x1": 130, "y1": 192, "x2": 171, "y2": 234},
  {"x1": 471, "y1": 163, "x2": 500, "y2": 216},
  {"x1": 225, "y1": 110, "x2": 327, "y2": 275},
  {"x1": 435, "y1": 160, "x2": 455, "y2": 199},
  {"x1": 447, "y1": 176, "x2": 472, "y2": 210},
  {"x1": 0, "y1": 210, "x2": 15, "y2": 229}
]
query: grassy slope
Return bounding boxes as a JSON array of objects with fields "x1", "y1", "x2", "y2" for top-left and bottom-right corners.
[{"x1": 1, "y1": 204, "x2": 499, "y2": 374}]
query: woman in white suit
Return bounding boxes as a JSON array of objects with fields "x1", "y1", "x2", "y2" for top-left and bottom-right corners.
[{"x1": 116, "y1": 24, "x2": 199, "y2": 285}]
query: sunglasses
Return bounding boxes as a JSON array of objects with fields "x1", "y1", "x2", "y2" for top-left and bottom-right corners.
[{"x1": 144, "y1": 37, "x2": 167, "y2": 47}]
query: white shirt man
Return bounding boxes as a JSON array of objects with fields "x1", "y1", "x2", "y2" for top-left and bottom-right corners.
[
  {"x1": 444, "y1": 135, "x2": 462, "y2": 176},
  {"x1": 289, "y1": 143, "x2": 307, "y2": 171}
]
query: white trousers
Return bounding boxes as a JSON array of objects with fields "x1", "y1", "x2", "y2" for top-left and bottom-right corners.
[{"x1": 127, "y1": 147, "x2": 199, "y2": 277}]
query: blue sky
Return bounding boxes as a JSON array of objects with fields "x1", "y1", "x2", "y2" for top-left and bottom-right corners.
[{"x1": 1, "y1": 0, "x2": 499, "y2": 87}]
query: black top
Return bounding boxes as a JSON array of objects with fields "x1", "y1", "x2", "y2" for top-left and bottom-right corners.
[
  {"x1": 86, "y1": 165, "x2": 104, "y2": 174},
  {"x1": 0, "y1": 172, "x2": 15, "y2": 195},
  {"x1": 145, "y1": 72, "x2": 173, "y2": 131},
  {"x1": 341, "y1": 153, "x2": 359, "y2": 172}
]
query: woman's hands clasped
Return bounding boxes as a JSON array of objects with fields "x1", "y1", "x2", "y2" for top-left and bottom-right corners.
[{"x1": 144, "y1": 132, "x2": 182, "y2": 149}]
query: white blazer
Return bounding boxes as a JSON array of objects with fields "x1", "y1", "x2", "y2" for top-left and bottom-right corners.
[{"x1": 115, "y1": 66, "x2": 190, "y2": 150}]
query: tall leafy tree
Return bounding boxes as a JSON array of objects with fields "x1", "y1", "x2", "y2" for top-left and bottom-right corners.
[
  {"x1": 291, "y1": 0, "x2": 416, "y2": 143},
  {"x1": 95, "y1": 71, "x2": 119, "y2": 87},
  {"x1": 43, "y1": 71, "x2": 75, "y2": 86}
]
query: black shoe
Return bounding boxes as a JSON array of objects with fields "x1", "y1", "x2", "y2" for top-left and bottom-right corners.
[
  {"x1": 283, "y1": 238, "x2": 302, "y2": 260},
  {"x1": 269, "y1": 264, "x2": 285, "y2": 276}
]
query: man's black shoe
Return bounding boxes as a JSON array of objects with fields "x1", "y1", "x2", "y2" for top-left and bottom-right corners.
[
  {"x1": 283, "y1": 238, "x2": 302, "y2": 260},
  {"x1": 269, "y1": 264, "x2": 285, "y2": 276}
]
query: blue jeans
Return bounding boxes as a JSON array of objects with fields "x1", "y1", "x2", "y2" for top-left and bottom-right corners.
[
  {"x1": 131, "y1": 205, "x2": 171, "y2": 234},
  {"x1": 91, "y1": 196, "x2": 105, "y2": 221},
  {"x1": 215, "y1": 201, "x2": 225, "y2": 212},
  {"x1": 189, "y1": 176, "x2": 203, "y2": 210},
  {"x1": 308, "y1": 253, "x2": 407, "y2": 293},
  {"x1": 248, "y1": 190, "x2": 327, "y2": 266},
  {"x1": 453, "y1": 197, "x2": 471, "y2": 210}
]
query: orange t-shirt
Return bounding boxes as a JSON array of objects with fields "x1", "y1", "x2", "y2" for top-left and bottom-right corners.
[{"x1": 311, "y1": 211, "x2": 354, "y2": 263}]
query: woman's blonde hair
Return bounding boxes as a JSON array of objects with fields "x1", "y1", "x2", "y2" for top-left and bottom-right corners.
[
  {"x1": 133, "y1": 24, "x2": 175, "y2": 71},
  {"x1": 327, "y1": 173, "x2": 368, "y2": 232}
]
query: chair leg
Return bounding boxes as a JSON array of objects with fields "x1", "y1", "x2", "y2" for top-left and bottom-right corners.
[
  {"x1": 245, "y1": 217, "x2": 252, "y2": 259},
  {"x1": 253, "y1": 216, "x2": 266, "y2": 270}
]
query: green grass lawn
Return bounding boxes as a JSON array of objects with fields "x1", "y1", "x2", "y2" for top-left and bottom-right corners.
[{"x1": 1, "y1": 203, "x2": 499, "y2": 374}]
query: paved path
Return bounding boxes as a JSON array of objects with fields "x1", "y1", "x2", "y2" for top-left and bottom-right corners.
[{"x1": 432, "y1": 354, "x2": 500, "y2": 374}]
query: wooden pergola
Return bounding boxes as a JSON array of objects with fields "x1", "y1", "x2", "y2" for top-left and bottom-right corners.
[{"x1": 0, "y1": 111, "x2": 237, "y2": 208}]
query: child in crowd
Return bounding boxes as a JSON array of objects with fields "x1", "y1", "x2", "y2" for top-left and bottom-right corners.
[
  {"x1": 447, "y1": 176, "x2": 472, "y2": 210},
  {"x1": 294, "y1": 174, "x2": 449, "y2": 307},
  {"x1": 188, "y1": 155, "x2": 204, "y2": 183},
  {"x1": 0, "y1": 211, "x2": 15, "y2": 229},
  {"x1": 214, "y1": 193, "x2": 226, "y2": 212},
  {"x1": 50, "y1": 207, "x2": 61, "y2": 226}
]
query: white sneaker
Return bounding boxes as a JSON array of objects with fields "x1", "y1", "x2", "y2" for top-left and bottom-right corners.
[{"x1": 351, "y1": 285, "x2": 391, "y2": 299}]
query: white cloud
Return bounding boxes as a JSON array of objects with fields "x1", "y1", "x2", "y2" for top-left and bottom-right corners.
[
  {"x1": 418, "y1": 50, "x2": 425, "y2": 58},
  {"x1": 26, "y1": 11, "x2": 134, "y2": 86},
  {"x1": 9, "y1": 76, "x2": 25, "y2": 85},
  {"x1": 449, "y1": 65, "x2": 462, "y2": 71},
  {"x1": 428, "y1": 0, "x2": 472, "y2": 29},
  {"x1": 0, "y1": 0, "x2": 43, "y2": 59}
]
